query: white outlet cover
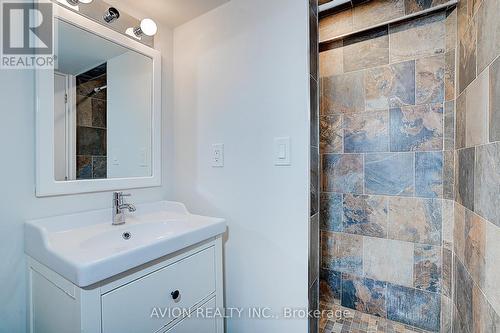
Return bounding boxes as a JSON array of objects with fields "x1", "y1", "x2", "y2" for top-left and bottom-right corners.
[
  {"x1": 212, "y1": 144, "x2": 224, "y2": 167},
  {"x1": 274, "y1": 137, "x2": 291, "y2": 166}
]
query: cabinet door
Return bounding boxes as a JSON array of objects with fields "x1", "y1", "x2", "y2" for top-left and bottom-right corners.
[
  {"x1": 101, "y1": 247, "x2": 215, "y2": 333},
  {"x1": 163, "y1": 298, "x2": 217, "y2": 333}
]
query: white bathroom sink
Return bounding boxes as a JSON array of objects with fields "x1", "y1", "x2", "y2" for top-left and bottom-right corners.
[{"x1": 25, "y1": 201, "x2": 226, "y2": 287}]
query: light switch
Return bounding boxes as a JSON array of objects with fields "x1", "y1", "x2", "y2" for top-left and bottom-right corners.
[
  {"x1": 212, "y1": 144, "x2": 224, "y2": 167},
  {"x1": 274, "y1": 137, "x2": 290, "y2": 166}
]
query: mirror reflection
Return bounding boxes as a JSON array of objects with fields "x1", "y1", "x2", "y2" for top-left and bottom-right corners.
[{"x1": 54, "y1": 19, "x2": 153, "y2": 181}]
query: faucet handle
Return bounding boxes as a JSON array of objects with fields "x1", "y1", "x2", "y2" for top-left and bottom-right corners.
[{"x1": 120, "y1": 193, "x2": 131, "y2": 197}]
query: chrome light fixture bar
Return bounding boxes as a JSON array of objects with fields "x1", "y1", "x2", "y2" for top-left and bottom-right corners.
[
  {"x1": 66, "y1": 0, "x2": 93, "y2": 6},
  {"x1": 103, "y1": 7, "x2": 120, "y2": 23},
  {"x1": 132, "y1": 18, "x2": 158, "y2": 37}
]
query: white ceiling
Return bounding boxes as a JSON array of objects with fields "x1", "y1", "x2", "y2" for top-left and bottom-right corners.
[{"x1": 105, "y1": 0, "x2": 230, "y2": 28}]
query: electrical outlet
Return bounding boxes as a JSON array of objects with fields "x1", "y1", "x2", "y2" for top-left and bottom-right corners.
[{"x1": 212, "y1": 144, "x2": 224, "y2": 167}]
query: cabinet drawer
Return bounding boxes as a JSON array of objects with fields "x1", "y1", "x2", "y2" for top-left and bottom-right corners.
[
  {"x1": 101, "y1": 246, "x2": 215, "y2": 333},
  {"x1": 162, "y1": 297, "x2": 217, "y2": 333}
]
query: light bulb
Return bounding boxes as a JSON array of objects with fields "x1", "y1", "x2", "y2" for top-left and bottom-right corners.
[
  {"x1": 140, "y1": 18, "x2": 157, "y2": 36},
  {"x1": 66, "y1": 0, "x2": 93, "y2": 5}
]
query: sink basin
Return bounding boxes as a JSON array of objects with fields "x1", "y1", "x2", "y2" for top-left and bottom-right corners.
[{"x1": 25, "y1": 201, "x2": 226, "y2": 287}]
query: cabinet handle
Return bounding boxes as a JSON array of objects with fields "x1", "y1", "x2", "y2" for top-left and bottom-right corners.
[{"x1": 171, "y1": 290, "x2": 180, "y2": 300}]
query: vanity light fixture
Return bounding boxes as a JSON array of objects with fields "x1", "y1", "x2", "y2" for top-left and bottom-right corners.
[
  {"x1": 66, "y1": 0, "x2": 93, "y2": 6},
  {"x1": 132, "y1": 18, "x2": 158, "y2": 37},
  {"x1": 103, "y1": 7, "x2": 120, "y2": 23}
]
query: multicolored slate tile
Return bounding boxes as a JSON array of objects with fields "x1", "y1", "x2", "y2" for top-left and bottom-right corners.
[
  {"x1": 455, "y1": 92, "x2": 466, "y2": 149},
  {"x1": 489, "y1": 56, "x2": 500, "y2": 142},
  {"x1": 341, "y1": 273, "x2": 387, "y2": 318},
  {"x1": 320, "y1": 193, "x2": 343, "y2": 232},
  {"x1": 443, "y1": 151, "x2": 454, "y2": 200},
  {"x1": 464, "y1": 210, "x2": 486, "y2": 286},
  {"x1": 404, "y1": 0, "x2": 449, "y2": 15},
  {"x1": 475, "y1": 142, "x2": 500, "y2": 227},
  {"x1": 476, "y1": 0, "x2": 500, "y2": 72},
  {"x1": 363, "y1": 237, "x2": 414, "y2": 287},
  {"x1": 458, "y1": 17, "x2": 477, "y2": 93},
  {"x1": 387, "y1": 283, "x2": 441, "y2": 332},
  {"x1": 445, "y1": 50, "x2": 455, "y2": 101},
  {"x1": 342, "y1": 194, "x2": 388, "y2": 238},
  {"x1": 320, "y1": 268, "x2": 342, "y2": 304},
  {"x1": 416, "y1": 55, "x2": 445, "y2": 105},
  {"x1": 343, "y1": 27, "x2": 389, "y2": 73},
  {"x1": 388, "y1": 197, "x2": 442, "y2": 245},
  {"x1": 443, "y1": 101, "x2": 455, "y2": 151},
  {"x1": 364, "y1": 60, "x2": 415, "y2": 110},
  {"x1": 442, "y1": 248, "x2": 453, "y2": 298},
  {"x1": 365, "y1": 153, "x2": 414, "y2": 196},
  {"x1": 321, "y1": 231, "x2": 363, "y2": 275},
  {"x1": 320, "y1": 114, "x2": 343, "y2": 153},
  {"x1": 311, "y1": 146, "x2": 319, "y2": 216},
  {"x1": 454, "y1": 256, "x2": 473, "y2": 333},
  {"x1": 323, "y1": 72, "x2": 365, "y2": 114},
  {"x1": 323, "y1": 154, "x2": 364, "y2": 194},
  {"x1": 389, "y1": 104, "x2": 443, "y2": 152},
  {"x1": 352, "y1": 0, "x2": 405, "y2": 30},
  {"x1": 414, "y1": 244, "x2": 442, "y2": 293},
  {"x1": 415, "y1": 152, "x2": 443, "y2": 198},
  {"x1": 389, "y1": 12, "x2": 445, "y2": 63},
  {"x1": 465, "y1": 69, "x2": 489, "y2": 147},
  {"x1": 455, "y1": 147, "x2": 475, "y2": 211},
  {"x1": 344, "y1": 110, "x2": 389, "y2": 153}
]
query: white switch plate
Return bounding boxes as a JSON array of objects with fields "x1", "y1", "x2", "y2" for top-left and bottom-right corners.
[
  {"x1": 212, "y1": 144, "x2": 224, "y2": 167},
  {"x1": 274, "y1": 137, "x2": 291, "y2": 166}
]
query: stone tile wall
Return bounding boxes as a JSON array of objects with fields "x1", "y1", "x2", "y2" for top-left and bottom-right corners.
[
  {"x1": 452, "y1": 0, "x2": 500, "y2": 330},
  {"x1": 319, "y1": 3, "x2": 457, "y2": 332},
  {"x1": 310, "y1": 0, "x2": 320, "y2": 332}
]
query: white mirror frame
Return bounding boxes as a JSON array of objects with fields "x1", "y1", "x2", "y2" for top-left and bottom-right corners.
[{"x1": 36, "y1": 5, "x2": 161, "y2": 197}]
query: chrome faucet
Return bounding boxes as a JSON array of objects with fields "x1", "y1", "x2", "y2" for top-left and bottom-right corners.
[{"x1": 112, "y1": 192, "x2": 136, "y2": 225}]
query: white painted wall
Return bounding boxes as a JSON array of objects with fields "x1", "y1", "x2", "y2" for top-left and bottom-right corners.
[
  {"x1": 107, "y1": 51, "x2": 153, "y2": 178},
  {"x1": 0, "y1": 18, "x2": 174, "y2": 333},
  {"x1": 173, "y1": 0, "x2": 310, "y2": 332}
]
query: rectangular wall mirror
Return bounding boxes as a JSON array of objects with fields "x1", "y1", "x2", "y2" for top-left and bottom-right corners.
[{"x1": 36, "y1": 5, "x2": 161, "y2": 196}]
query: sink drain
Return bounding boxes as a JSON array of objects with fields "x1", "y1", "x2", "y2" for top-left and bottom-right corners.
[{"x1": 122, "y1": 232, "x2": 132, "y2": 240}]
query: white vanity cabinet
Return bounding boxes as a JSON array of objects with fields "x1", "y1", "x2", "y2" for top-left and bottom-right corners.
[{"x1": 27, "y1": 237, "x2": 224, "y2": 333}]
